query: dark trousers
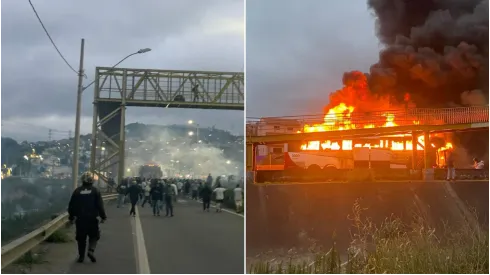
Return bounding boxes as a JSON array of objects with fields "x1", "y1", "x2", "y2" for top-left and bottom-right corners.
[
  {"x1": 192, "y1": 190, "x2": 198, "y2": 200},
  {"x1": 75, "y1": 218, "x2": 100, "y2": 257},
  {"x1": 129, "y1": 200, "x2": 138, "y2": 215},
  {"x1": 203, "y1": 197, "x2": 211, "y2": 210},
  {"x1": 165, "y1": 196, "x2": 173, "y2": 216},
  {"x1": 142, "y1": 196, "x2": 150, "y2": 207}
]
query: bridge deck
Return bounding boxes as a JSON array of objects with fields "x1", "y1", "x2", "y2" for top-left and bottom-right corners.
[
  {"x1": 246, "y1": 106, "x2": 489, "y2": 144},
  {"x1": 25, "y1": 199, "x2": 244, "y2": 274}
]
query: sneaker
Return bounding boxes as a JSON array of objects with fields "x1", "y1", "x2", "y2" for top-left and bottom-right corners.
[
  {"x1": 77, "y1": 256, "x2": 84, "y2": 263},
  {"x1": 87, "y1": 251, "x2": 96, "y2": 263}
]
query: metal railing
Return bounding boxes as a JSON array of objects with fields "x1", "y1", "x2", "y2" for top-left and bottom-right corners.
[
  {"x1": 247, "y1": 106, "x2": 489, "y2": 136},
  {"x1": 1, "y1": 194, "x2": 118, "y2": 269}
]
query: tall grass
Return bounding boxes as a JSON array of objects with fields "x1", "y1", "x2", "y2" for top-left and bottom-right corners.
[{"x1": 249, "y1": 200, "x2": 489, "y2": 274}]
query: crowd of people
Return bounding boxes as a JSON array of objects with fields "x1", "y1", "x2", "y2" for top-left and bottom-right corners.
[
  {"x1": 115, "y1": 173, "x2": 244, "y2": 216},
  {"x1": 68, "y1": 172, "x2": 243, "y2": 263}
]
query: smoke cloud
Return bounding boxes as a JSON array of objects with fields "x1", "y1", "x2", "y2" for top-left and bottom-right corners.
[
  {"x1": 324, "y1": 0, "x2": 488, "y2": 161},
  {"x1": 125, "y1": 126, "x2": 243, "y2": 182},
  {"x1": 366, "y1": 0, "x2": 488, "y2": 106}
]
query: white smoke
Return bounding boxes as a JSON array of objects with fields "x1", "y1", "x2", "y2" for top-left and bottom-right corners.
[{"x1": 126, "y1": 126, "x2": 242, "y2": 180}]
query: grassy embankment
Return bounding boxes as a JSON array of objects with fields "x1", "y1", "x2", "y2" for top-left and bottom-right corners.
[{"x1": 249, "y1": 200, "x2": 488, "y2": 274}]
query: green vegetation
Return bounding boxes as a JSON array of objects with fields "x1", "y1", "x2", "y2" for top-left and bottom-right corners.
[
  {"x1": 249, "y1": 201, "x2": 488, "y2": 274},
  {"x1": 45, "y1": 228, "x2": 72, "y2": 243},
  {"x1": 13, "y1": 250, "x2": 47, "y2": 271}
]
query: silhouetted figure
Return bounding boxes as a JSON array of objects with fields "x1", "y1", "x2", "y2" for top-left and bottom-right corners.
[{"x1": 68, "y1": 172, "x2": 107, "y2": 263}]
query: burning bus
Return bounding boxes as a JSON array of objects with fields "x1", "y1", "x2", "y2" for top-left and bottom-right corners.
[{"x1": 255, "y1": 103, "x2": 454, "y2": 173}]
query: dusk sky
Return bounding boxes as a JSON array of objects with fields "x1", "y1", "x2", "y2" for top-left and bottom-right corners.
[
  {"x1": 246, "y1": 0, "x2": 380, "y2": 118},
  {"x1": 2, "y1": 0, "x2": 244, "y2": 141}
]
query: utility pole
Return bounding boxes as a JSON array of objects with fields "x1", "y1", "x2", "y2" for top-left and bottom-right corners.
[
  {"x1": 48, "y1": 129, "x2": 52, "y2": 141},
  {"x1": 72, "y1": 38, "x2": 85, "y2": 189}
]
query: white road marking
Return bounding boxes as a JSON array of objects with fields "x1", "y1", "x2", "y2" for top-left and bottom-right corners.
[{"x1": 131, "y1": 206, "x2": 151, "y2": 274}]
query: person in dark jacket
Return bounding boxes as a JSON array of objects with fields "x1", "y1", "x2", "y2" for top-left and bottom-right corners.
[
  {"x1": 68, "y1": 172, "x2": 107, "y2": 263},
  {"x1": 200, "y1": 183, "x2": 213, "y2": 212},
  {"x1": 116, "y1": 179, "x2": 129, "y2": 208},
  {"x1": 164, "y1": 182, "x2": 175, "y2": 217},
  {"x1": 126, "y1": 180, "x2": 141, "y2": 217},
  {"x1": 150, "y1": 179, "x2": 164, "y2": 216}
]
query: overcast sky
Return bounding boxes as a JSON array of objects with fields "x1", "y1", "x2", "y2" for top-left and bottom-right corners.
[
  {"x1": 246, "y1": 0, "x2": 380, "y2": 118},
  {"x1": 1, "y1": 0, "x2": 244, "y2": 142}
]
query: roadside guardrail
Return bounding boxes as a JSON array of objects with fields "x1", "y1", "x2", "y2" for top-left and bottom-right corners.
[{"x1": 1, "y1": 194, "x2": 118, "y2": 269}]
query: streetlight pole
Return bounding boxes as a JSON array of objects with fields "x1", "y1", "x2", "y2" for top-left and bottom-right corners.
[
  {"x1": 71, "y1": 40, "x2": 151, "y2": 189},
  {"x1": 72, "y1": 38, "x2": 85, "y2": 190},
  {"x1": 188, "y1": 120, "x2": 199, "y2": 143}
]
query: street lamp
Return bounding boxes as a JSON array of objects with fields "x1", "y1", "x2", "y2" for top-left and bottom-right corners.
[
  {"x1": 187, "y1": 120, "x2": 199, "y2": 142},
  {"x1": 188, "y1": 131, "x2": 194, "y2": 136},
  {"x1": 72, "y1": 38, "x2": 151, "y2": 189}
]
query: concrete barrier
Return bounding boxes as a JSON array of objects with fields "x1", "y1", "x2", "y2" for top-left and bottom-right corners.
[{"x1": 246, "y1": 180, "x2": 488, "y2": 256}]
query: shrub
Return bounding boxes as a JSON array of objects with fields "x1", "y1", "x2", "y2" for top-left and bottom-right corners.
[{"x1": 249, "y1": 200, "x2": 489, "y2": 274}]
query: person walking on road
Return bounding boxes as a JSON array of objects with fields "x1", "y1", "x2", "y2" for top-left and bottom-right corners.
[
  {"x1": 200, "y1": 182, "x2": 213, "y2": 212},
  {"x1": 116, "y1": 179, "x2": 128, "y2": 208},
  {"x1": 233, "y1": 184, "x2": 243, "y2": 213},
  {"x1": 150, "y1": 179, "x2": 164, "y2": 216},
  {"x1": 127, "y1": 180, "x2": 141, "y2": 217},
  {"x1": 191, "y1": 181, "x2": 199, "y2": 200},
  {"x1": 141, "y1": 182, "x2": 151, "y2": 207},
  {"x1": 68, "y1": 172, "x2": 107, "y2": 263},
  {"x1": 171, "y1": 180, "x2": 178, "y2": 203},
  {"x1": 213, "y1": 183, "x2": 227, "y2": 213},
  {"x1": 164, "y1": 181, "x2": 176, "y2": 217},
  {"x1": 446, "y1": 150, "x2": 456, "y2": 181}
]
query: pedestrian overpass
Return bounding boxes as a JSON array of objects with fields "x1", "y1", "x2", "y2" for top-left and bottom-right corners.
[
  {"x1": 90, "y1": 67, "x2": 244, "y2": 184},
  {"x1": 246, "y1": 106, "x2": 489, "y2": 171}
]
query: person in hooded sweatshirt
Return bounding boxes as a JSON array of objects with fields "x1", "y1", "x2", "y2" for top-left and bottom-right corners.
[
  {"x1": 200, "y1": 182, "x2": 213, "y2": 212},
  {"x1": 150, "y1": 179, "x2": 164, "y2": 216},
  {"x1": 127, "y1": 180, "x2": 141, "y2": 217},
  {"x1": 68, "y1": 172, "x2": 107, "y2": 263}
]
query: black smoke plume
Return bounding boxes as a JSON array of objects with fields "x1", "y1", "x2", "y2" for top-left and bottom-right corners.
[{"x1": 366, "y1": 0, "x2": 488, "y2": 107}]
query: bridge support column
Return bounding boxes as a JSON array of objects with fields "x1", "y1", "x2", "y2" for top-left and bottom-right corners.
[
  {"x1": 411, "y1": 131, "x2": 417, "y2": 170},
  {"x1": 117, "y1": 70, "x2": 128, "y2": 184},
  {"x1": 246, "y1": 143, "x2": 256, "y2": 172},
  {"x1": 423, "y1": 131, "x2": 434, "y2": 181},
  {"x1": 423, "y1": 131, "x2": 430, "y2": 169}
]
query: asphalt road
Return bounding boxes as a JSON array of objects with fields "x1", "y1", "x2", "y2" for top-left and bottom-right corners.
[{"x1": 67, "y1": 198, "x2": 244, "y2": 274}]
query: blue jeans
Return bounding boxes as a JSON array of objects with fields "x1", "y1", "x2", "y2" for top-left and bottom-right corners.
[{"x1": 152, "y1": 200, "x2": 162, "y2": 215}]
